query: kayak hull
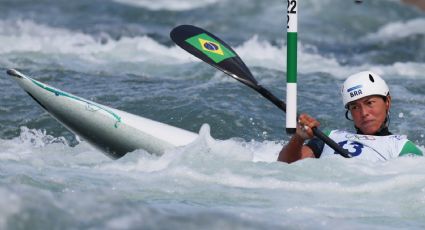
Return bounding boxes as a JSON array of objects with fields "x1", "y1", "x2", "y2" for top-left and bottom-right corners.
[{"x1": 7, "y1": 69, "x2": 198, "y2": 159}]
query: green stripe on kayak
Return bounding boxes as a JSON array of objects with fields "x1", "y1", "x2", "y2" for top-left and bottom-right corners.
[{"x1": 30, "y1": 79, "x2": 122, "y2": 128}]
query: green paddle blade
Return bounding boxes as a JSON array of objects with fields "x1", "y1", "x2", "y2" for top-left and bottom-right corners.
[{"x1": 170, "y1": 24, "x2": 260, "y2": 90}]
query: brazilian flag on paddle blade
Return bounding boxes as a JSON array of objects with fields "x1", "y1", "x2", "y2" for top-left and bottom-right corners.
[{"x1": 185, "y1": 33, "x2": 236, "y2": 63}]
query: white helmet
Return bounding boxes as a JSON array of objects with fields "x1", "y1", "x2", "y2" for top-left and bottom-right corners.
[{"x1": 341, "y1": 71, "x2": 389, "y2": 108}]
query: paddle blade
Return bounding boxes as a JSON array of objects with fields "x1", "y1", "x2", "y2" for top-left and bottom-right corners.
[
  {"x1": 170, "y1": 25, "x2": 259, "y2": 89},
  {"x1": 170, "y1": 25, "x2": 351, "y2": 158}
]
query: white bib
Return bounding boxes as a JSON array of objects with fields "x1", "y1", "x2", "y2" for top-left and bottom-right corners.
[{"x1": 321, "y1": 130, "x2": 409, "y2": 161}]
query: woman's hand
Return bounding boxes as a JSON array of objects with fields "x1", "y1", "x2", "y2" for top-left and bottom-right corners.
[{"x1": 296, "y1": 113, "x2": 320, "y2": 140}]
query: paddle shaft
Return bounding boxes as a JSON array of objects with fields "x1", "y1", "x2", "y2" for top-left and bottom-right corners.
[
  {"x1": 256, "y1": 85, "x2": 352, "y2": 158},
  {"x1": 170, "y1": 24, "x2": 352, "y2": 158}
]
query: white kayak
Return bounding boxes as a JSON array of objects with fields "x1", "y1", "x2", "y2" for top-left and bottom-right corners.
[{"x1": 6, "y1": 69, "x2": 198, "y2": 159}]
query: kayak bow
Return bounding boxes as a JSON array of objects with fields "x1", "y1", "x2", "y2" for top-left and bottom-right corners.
[{"x1": 6, "y1": 69, "x2": 198, "y2": 159}]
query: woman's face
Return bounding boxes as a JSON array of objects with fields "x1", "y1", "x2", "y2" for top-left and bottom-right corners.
[{"x1": 347, "y1": 95, "x2": 391, "y2": 135}]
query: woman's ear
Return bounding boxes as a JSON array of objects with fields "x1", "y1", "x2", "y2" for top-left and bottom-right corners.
[{"x1": 386, "y1": 95, "x2": 392, "y2": 112}]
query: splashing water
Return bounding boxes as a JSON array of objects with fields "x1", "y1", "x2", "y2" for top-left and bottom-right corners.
[{"x1": 1, "y1": 0, "x2": 425, "y2": 229}]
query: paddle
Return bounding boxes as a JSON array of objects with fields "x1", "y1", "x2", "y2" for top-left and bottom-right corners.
[{"x1": 170, "y1": 24, "x2": 352, "y2": 158}]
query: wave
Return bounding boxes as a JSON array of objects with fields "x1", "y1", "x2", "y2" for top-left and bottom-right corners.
[
  {"x1": 111, "y1": 0, "x2": 221, "y2": 11},
  {"x1": 0, "y1": 19, "x2": 193, "y2": 61},
  {"x1": 1, "y1": 124, "x2": 425, "y2": 230},
  {"x1": 365, "y1": 18, "x2": 425, "y2": 42},
  {"x1": 1, "y1": 19, "x2": 424, "y2": 79},
  {"x1": 235, "y1": 36, "x2": 425, "y2": 79},
  {"x1": 3, "y1": 124, "x2": 423, "y2": 168},
  {"x1": 0, "y1": 19, "x2": 197, "y2": 75},
  {"x1": 1, "y1": 125, "x2": 424, "y2": 197}
]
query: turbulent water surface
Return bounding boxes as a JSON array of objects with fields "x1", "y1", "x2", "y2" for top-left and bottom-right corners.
[{"x1": 1, "y1": 0, "x2": 425, "y2": 229}]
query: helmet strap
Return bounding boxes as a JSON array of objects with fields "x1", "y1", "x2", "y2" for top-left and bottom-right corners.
[{"x1": 345, "y1": 110, "x2": 353, "y2": 121}]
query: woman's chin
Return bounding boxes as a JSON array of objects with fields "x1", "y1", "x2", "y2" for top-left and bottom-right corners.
[{"x1": 360, "y1": 127, "x2": 379, "y2": 135}]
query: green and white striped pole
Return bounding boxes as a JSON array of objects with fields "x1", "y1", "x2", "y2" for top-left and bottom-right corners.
[{"x1": 286, "y1": 0, "x2": 298, "y2": 134}]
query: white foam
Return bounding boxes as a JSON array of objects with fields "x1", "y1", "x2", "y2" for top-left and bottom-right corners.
[
  {"x1": 1, "y1": 123, "x2": 425, "y2": 229},
  {"x1": 365, "y1": 18, "x2": 425, "y2": 43},
  {"x1": 0, "y1": 19, "x2": 195, "y2": 68},
  {"x1": 111, "y1": 0, "x2": 221, "y2": 11},
  {"x1": 0, "y1": 127, "x2": 109, "y2": 168},
  {"x1": 97, "y1": 123, "x2": 257, "y2": 173},
  {"x1": 0, "y1": 19, "x2": 352, "y2": 78},
  {"x1": 17, "y1": 127, "x2": 69, "y2": 148},
  {"x1": 2, "y1": 19, "x2": 424, "y2": 79},
  {"x1": 235, "y1": 36, "x2": 350, "y2": 76},
  {"x1": 0, "y1": 20, "x2": 97, "y2": 54},
  {"x1": 235, "y1": 35, "x2": 425, "y2": 79},
  {"x1": 0, "y1": 188, "x2": 21, "y2": 229}
]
